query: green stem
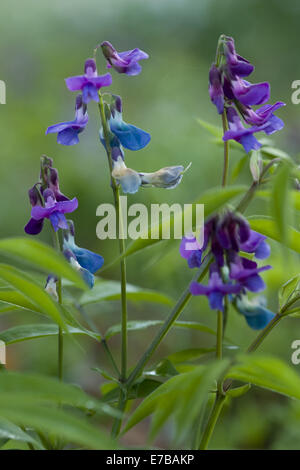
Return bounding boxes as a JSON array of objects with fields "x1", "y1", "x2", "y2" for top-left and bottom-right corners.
[
  {"x1": 221, "y1": 111, "x2": 229, "y2": 187},
  {"x1": 51, "y1": 229, "x2": 63, "y2": 381},
  {"x1": 198, "y1": 393, "x2": 226, "y2": 450},
  {"x1": 126, "y1": 254, "x2": 212, "y2": 390},
  {"x1": 200, "y1": 312, "x2": 285, "y2": 448},
  {"x1": 101, "y1": 339, "x2": 120, "y2": 377},
  {"x1": 246, "y1": 313, "x2": 283, "y2": 353},
  {"x1": 98, "y1": 92, "x2": 128, "y2": 434},
  {"x1": 216, "y1": 310, "x2": 223, "y2": 360}
]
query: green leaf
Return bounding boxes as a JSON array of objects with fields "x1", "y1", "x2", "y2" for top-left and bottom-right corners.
[
  {"x1": 0, "y1": 371, "x2": 118, "y2": 418},
  {"x1": 0, "y1": 400, "x2": 115, "y2": 450},
  {"x1": 197, "y1": 118, "x2": 222, "y2": 138},
  {"x1": 123, "y1": 360, "x2": 229, "y2": 443},
  {"x1": 0, "y1": 323, "x2": 100, "y2": 345},
  {"x1": 122, "y1": 185, "x2": 247, "y2": 259},
  {"x1": 270, "y1": 163, "x2": 291, "y2": 243},
  {"x1": 0, "y1": 238, "x2": 87, "y2": 290},
  {"x1": 105, "y1": 320, "x2": 216, "y2": 341},
  {"x1": 0, "y1": 265, "x2": 65, "y2": 328},
  {"x1": 102, "y1": 378, "x2": 162, "y2": 403},
  {"x1": 80, "y1": 280, "x2": 173, "y2": 306},
  {"x1": 230, "y1": 154, "x2": 248, "y2": 183},
  {"x1": 227, "y1": 383, "x2": 251, "y2": 398},
  {"x1": 279, "y1": 275, "x2": 300, "y2": 309},
  {"x1": 0, "y1": 290, "x2": 41, "y2": 313},
  {"x1": 261, "y1": 146, "x2": 292, "y2": 162},
  {"x1": 226, "y1": 354, "x2": 300, "y2": 400},
  {"x1": 249, "y1": 217, "x2": 300, "y2": 253},
  {"x1": 0, "y1": 418, "x2": 43, "y2": 449},
  {"x1": 257, "y1": 189, "x2": 300, "y2": 212}
]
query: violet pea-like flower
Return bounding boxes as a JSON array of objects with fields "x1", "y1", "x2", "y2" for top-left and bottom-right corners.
[
  {"x1": 224, "y1": 37, "x2": 254, "y2": 78},
  {"x1": 229, "y1": 257, "x2": 271, "y2": 293},
  {"x1": 29, "y1": 189, "x2": 78, "y2": 233},
  {"x1": 231, "y1": 77, "x2": 270, "y2": 106},
  {"x1": 65, "y1": 58, "x2": 112, "y2": 103},
  {"x1": 46, "y1": 95, "x2": 88, "y2": 146},
  {"x1": 209, "y1": 64, "x2": 224, "y2": 114},
  {"x1": 180, "y1": 235, "x2": 203, "y2": 268},
  {"x1": 190, "y1": 270, "x2": 241, "y2": 311},
  {"x1": 223, "y1": 107, "x2": 263, "y2": 154},
  {"x1": 243, "y1": 102, "x2": 285, "y2": 134},
  {"x1": 101, "y1": 41, "x2": 149, "y2": 76},
  {"x1": 240, "y1": 230, "x2": 271, "y2": 259}
]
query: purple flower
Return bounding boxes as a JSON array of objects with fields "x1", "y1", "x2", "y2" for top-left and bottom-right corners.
[
  {"x1": 229, "y1": 257, "x2": 271, "y2": 293},
  {"x1": 26, "y1": 189, "x2": 78, "y2": 234},
  {"x1": 243, "y1": 102, "x2": 285, "y2": 134},
  {"x1": 180, "y1": 236, "x2": 203, "y2": 268},
  {"x1": 216, "y1": 212, "x2": 250, "y2": 252},
  {"x1": 24, "y1": 186, "x2": 45, "y2": 235},
  {"x1": 231, "y1": 77, "x2": 270, "y2": 106},
  {"x1": 46, "y1": 95, "x2": 88, "y2": 146},
  {"x1": 224, "y1": 37, "x2": 254, "y2": 78},
  {"x1": 240, "y1": 230, "x2": 271, "y2": 259},
  {"x1": 223, "y1": 107, "x2": 263, "y2": 154},
  {"x1": 209, "y1": 65, "x2": 224, "y2": 114},
  {"x1": 65, "y1": 58, "x2": 112, "y2": 103},
  {"x1": 190, "y1": 269, "x2": 241, "y2": 311},
  {"x1": 101, "y1": 41, "x2": 149, "y2": 76}
]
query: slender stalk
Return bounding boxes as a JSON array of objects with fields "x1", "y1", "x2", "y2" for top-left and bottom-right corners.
[
  {"x1": 51, "y1": 229, "x2": 63, "y2": 381},
  {"x1": 98, "y1": 92, "x2": 128, "y2": 382},
  {"x1": 98, "y1": 92, "x2": 128, "y2": 437},
  {"x1": 198, "y1": 393, "x2": 226, "y2": 450},
  {"x1": 246, "y1": 313, "x2": 283, "y2": 353},
  {"x1": 216, "y1": 310, "x2": 223, "y2": 360},
  {"x1": 101, "y1": 339, "x2": 120, "y2": 377},
  {"x1": 200, "y1": 311, "x2": 285, "y2": 449},
  {"x1": 126, "y1": 254, "x2": 212, "y2": 389},
  {"x1": 221, "y1": 111, "x2": 229, "y2": 187}
]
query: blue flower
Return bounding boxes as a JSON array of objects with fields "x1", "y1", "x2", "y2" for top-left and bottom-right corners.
[
  {"x1": 63, "y1": 221, "x2": 104, "y2": 288},
  {"x1": 234, "y1": 295, "x2": 275, "y2": 330},
  {"x1": 108, "y1": 96, "x2": 151, "y2": 151}
]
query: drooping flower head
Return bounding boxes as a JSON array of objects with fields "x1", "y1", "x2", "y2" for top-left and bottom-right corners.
[
  {"x1": 180, "y1": 210, "x2": 273, "y2": 329},
  {"x1": 208, "y1": 35, "x2": 285, "y2": 153},
  {"x1": 63, "y1": 220, "x2": 104, "y2": 288},
  {"x1": 65, "y1": 58, "x2": 112, "y2": 103},
  {"x1": 46, "y1": 95, "x2": 88, "y2": 146},
  {"x1": 25, "y1": 157, "x2": 78, "y2": 235},
  {"x1": 101, "y1": 41, "x2": 149, "y2": 76}
]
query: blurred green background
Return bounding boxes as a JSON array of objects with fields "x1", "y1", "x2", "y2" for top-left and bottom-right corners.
[{"x1": 1, "y1": 0, "x2": 300, "y2": 449}]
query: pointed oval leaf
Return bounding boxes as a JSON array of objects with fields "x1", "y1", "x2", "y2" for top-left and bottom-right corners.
[
  {"x1": 0, "y1": 264, "x2": 65, "y2": 328},
  {"x1": 0, "y1": 238, "x2": 87, "y2": 290}
]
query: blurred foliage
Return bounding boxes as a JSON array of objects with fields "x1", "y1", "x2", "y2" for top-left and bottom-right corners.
[{"x1": 1, "y1": 0, "x2": 300, "y2": 449}]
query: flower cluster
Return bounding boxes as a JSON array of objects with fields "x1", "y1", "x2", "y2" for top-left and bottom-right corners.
[
  {"x1": 24, "y1": 156, "x2": 78, "y2": 234},
  {"x1": 25, "y1": 157, "x2": 103, "y2": 289},
  {"x1": 180, "y1": 211, "x2": 274, "y2": 329},
  {"x1": 46, "y1": 41, "x2": 148, "y2": 146},
  {"x1": 46, "y1": 42, "x2": 187, "y2": 194},
  {"x1": 209, "y1": 35, "x2": 285, "y2": 153},
  {"x1": 100, "y1": 95, "x2": 187, "y2": 193}
]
